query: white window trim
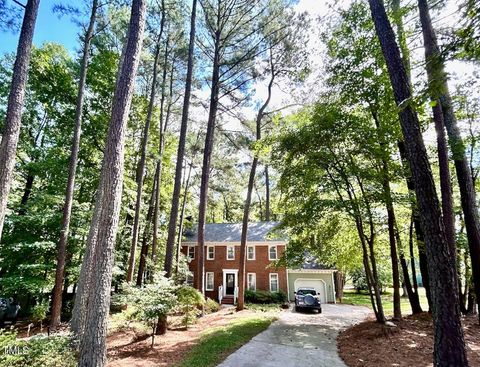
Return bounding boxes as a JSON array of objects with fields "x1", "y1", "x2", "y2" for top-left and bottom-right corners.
[
  {"x1": 247, "y1": 245, "x2": 255, "y2": 260},
  {"x1": 227, "y1": 245, "x2": 235, "y2": 260},
  {"x1": 207, "y1": 245, "x2": 215, "y2": 260},
  {"x1": 206, "y1": 272, "x2": 214, "y2": 291},
  {"x1": 268, "y1": 245, "x2": 277, "y2": 261},
  {"x1": 269, "y1": 273, "x2": 279, "y2": 292},
  {"x1": 247, "y1": 273, "x2": 256, "y2": 291},
  {"x1": 188, "y1": 246, "x2": 195, "y2": 260}
]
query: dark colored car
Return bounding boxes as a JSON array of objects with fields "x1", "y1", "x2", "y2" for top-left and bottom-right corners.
[
  {"x1": 0, "y1": 298, "x2": 20, "y2": 327},
  {"x1": 294, "y1": 287, "x2": 322, "y2": 313}
]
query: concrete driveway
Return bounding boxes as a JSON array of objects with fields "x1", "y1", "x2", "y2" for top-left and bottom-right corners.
[{"x1": 217, "y1": 304, "x2": 371, "y2": 367}]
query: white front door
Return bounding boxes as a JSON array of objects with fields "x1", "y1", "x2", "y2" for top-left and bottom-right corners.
[{"x1": 222, "y1": 269, "x2": 238, "y2": 297}]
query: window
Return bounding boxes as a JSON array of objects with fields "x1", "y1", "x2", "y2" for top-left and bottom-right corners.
[
  {"x1": 227, "y1": 246, "x2": 235, "y2": 260},
  {"x1": 269, "y1": 273, "x2": 279, "y2": 292},
  {"x1": 186, "y1": 273, "x2": 194, "y2": 286},
  {"x1": 247, "y1": 246, "x2": 255, "y2": 260},
  {"x1": 207, "y1": 246, "x2": 215, "y2": 260},
  {"x1": 206, "y1": 272, "x2": 214, "y2": 291},
  {"x1": 188, "y1": 246, "x2": 195, "y2": 259},
  {"x1": 247, "y1": 273, "x2": 256, "y2": 291},
  {"x1": 269, "y1": 245, "x2": 277, "y2": 260}
]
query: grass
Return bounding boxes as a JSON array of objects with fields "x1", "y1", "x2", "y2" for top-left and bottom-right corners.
[
  {"x1": 176, "y1": 316, "x2": 276, "y2": 367},
  {"x1": 342, "y1": 287, "x2": 429, "y2": 316}
]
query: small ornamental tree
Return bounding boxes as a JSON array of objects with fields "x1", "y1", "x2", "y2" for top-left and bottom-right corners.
[
  {"x1": 176, "y1": 285, "x2": 205, "y2": 329},
  {"x1": 128, "y1": 274, "x2": 177, "y2": 347}
]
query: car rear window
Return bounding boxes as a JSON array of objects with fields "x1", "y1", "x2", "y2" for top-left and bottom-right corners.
[{"x1": 297, "y1": 289, "x2": 316, "y2": 296}]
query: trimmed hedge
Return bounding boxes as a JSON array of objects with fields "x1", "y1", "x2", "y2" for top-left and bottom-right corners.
[{"x1": 245, "y1": 290, "x2": 287, "y2": 304}]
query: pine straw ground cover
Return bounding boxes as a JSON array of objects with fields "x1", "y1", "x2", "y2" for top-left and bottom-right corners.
[
  {"x1": 338, "y1": 312, "x2": 480, "y2": 367},
  {"x1": 107, "y1": 305, "x2": 280, "y2": 367}
]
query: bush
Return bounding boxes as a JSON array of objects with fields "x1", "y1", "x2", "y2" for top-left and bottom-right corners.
[
  {"x1": 204, "y1": 298, "x2": 220, "y2": 314},
  {"x1": 176, "y1": 286, "x2": 205, "y2": 329},
  {"x1": 0, "y1": 330, "x2": 76, "y2": 367},
  {"x1": 31, "y1": 300, "x2": 49, "y2": 330},
  {"x1": 244, "y1": 290, "x2": 287, "y2": 304},
  {"x1": 110, "y1": 293, "x2": 128, "y2": 313},
  {"x1": 126, "y1": 274, "x2": 177, "y2": 346}
]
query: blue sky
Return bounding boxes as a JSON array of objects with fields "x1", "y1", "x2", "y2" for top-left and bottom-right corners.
[{"x1": 0, "y1": 0, "x2": 83, "y2": 54}]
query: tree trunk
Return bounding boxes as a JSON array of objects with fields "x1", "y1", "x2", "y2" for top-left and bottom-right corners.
[
  {"x1": 175, "y1": 161, "x2": 193, "y2": 274},
  {"x1": 164, "y1": 0, "x2": 197, "y2": 277},
  {"x1": 418, "y1": 0, "x2": 480, "y2": 323},
  {"x1": 136, "y1": 168, "x2": 158, "y2": 286},
  {"x1": 126, "y1": 26, "x2": 163, "y2": 282},
  {"x1": 50, "y1": 0, "x2": 98, "y2": 329},
  {"x1": 196, "y1": 25, "x2": 221, "y2": 295},
  {"x1": 18, "y1": 173, "x2": 34, "y2": 215},
  {"x1": 368, "y1": 1, "x2": 467, "y2": 364},
  {"x1": 265, "y1": 165, "x2": 270, "y2": 221},
  {"x1": 0, "y1": 0, "x2": 40, "y2": 242},
  {"x1": 238, "y1": 59, "x2": 274, "y2": 311},
  {"x1": 77, "y1": 1, "x2": 146, "y2": 365},
  {"x1": 397, "y1": 141, "x2": 432, "y2": 310},
  {"x1": 372, "y1": 110, "x2": 401, "y2": 320},
  {"x1": 391, "y1": 0, "x2": 431, "y2": 312},
  {"x1": 151, "y1": 32, "x2": 170, "y2": 266}
]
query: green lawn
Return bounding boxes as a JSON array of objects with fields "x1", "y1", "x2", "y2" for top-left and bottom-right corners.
[
  {"x1": 342, "y1": 287, "x2": 429, "y2": 316},
  {"x1": 176, "y1": 316, "x2": 276, "y2": 367}
]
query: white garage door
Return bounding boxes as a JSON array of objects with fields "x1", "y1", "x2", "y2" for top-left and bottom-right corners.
[{"x1": 294, "y1": 278, "x2": 327, "y2": 303}]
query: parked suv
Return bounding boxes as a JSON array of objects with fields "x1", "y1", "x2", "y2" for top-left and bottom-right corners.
[
  {"x1": 294, "y1": 287, "x2": 322, "y2": 313},
  {"x1": 0, "y1": 298, "x2": 20, "y2": 327}
]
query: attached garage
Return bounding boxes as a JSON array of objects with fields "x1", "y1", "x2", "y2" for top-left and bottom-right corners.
[{"x1": 288, "y1": 269, "x2": 336, "y2": 303}]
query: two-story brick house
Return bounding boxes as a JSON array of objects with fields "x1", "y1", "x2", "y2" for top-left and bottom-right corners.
[{"x1": 181, "y1": 221, "x2": 337, "y2": 305}]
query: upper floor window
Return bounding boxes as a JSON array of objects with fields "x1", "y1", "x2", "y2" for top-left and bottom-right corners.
[
  {"x1": 269, "y1": 273, "x2": 279, "y2": 292},
  {"x1": 247, "y1": 246, "x2": 255, "y2": 260},
  {"x1": 207, "y1": 246, "x2": 215, "y2": 260},
  {"x1": 188, "y1": 246, "x2": 195, "y2": 260},
  {"x1": 227, "y1": 246, "x2": 235, "y2": 260},
  {"x1": 269, "y1": 245, "x2": 277, "y2": 260}
]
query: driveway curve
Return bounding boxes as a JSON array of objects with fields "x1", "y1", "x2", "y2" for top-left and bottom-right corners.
[{"x1": 217, "y1": 304, "x2": 371, "y2": 367}]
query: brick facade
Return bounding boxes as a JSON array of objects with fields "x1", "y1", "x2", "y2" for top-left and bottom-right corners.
[{"x1": 181, "y1": 243, "x2": 288, "y2": 301}]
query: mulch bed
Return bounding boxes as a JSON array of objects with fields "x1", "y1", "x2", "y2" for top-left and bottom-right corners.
[{"x1": 338, "y1": 313, "x2": 480, "y2": 367}]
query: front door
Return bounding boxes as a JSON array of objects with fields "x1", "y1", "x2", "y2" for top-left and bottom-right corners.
[{"x1": 226, "y1": 273, "x2": 235, "y2": 295}]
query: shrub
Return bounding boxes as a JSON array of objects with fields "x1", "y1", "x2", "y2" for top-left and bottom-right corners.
[
  {"x1": 31, "y1": 300, "x2": 49, "y2": 331},
  {"x1": 176, "y1": 286, "x2": 205, "y2": 329},
  {"x1": 127, "y1": 274, "x2": 177, "y2": 347},
  {"x1": 110, "y1": 293, "x2": 128, "y2": 313},
  {"x1": 204, "y1": 298, "x2": 220, "y2": 314},
  {"x1": 0, "y1": 330, "x2": 76, "y2": 367},
  {"x1": 244, "y1": 290, "x2": 287, "y2": 304}
]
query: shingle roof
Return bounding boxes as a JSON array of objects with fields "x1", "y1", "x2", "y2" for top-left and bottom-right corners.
[{"x1": 183, "y1": 222, "x2": 286, "y2": 243}]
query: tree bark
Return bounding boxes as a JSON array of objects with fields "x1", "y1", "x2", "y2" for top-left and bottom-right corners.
[
  {"x1": 126, "y1": 24, "x2": 164, "y2": 282},
  {"x1": 77, "y1": 1, "x2": 146, "y2": 365},
  {"x1": 164, "y1": 0, "x2": 197, "y2": 277},
  {"x1": 0, "y1": 0, "x2": 40, "y2": 242},
  {"x1": 368, "y1": 1, "x2": 467, "y2": 364},
  {"x1": 418, "y1": 0, "x2": 480, "y2": 323},
  {"x1": 50, "y1": 0, "x2": 98, "y2": 329}
]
